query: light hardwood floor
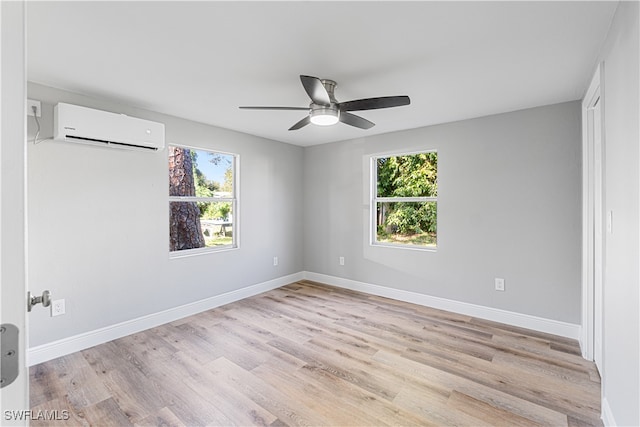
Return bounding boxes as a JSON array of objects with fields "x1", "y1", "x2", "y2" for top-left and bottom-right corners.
[{"x1": 30, "y1": 281, "x2": 602, "y2": 426}]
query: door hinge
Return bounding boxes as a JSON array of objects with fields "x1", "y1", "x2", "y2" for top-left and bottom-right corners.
[{"x1": 1, "y1": 324, "x2": 19, "y2": 388}]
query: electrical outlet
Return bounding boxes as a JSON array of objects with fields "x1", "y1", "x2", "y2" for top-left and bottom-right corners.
[
  {"x1": 273, "y1": 256, "x2": 278, "y2": 266},
  {"x1": 339, "y1": 256, "x2": 345, "y2": 266},
  {"x1": 51, "y1": 299, "x2": 65, "y2": 317},
  {"x1": 495, "y1": 278, "x2": 505, "y2": 291},
  {"x1": 27, "y1": 99, "x2": 42, "y2": 117}
]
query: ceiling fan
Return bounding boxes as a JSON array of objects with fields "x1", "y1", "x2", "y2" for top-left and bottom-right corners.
[{"x1": 239, "y1": 75, "x2": 411, "y2": 131}]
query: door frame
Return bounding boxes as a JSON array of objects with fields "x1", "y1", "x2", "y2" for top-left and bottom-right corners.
[
  {"x1": 0, "y1": 1, "x2": 29, "y2": 424},
  {"x1": 581, "y1": 63, "x2": 604, "y2": 372}
]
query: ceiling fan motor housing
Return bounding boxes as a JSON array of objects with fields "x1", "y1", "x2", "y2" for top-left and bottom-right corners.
[
  {"x1": 309, "y1": 79, "x2": 339, "y2": 125},
  {"x1": 320, "y1": 79, "x2": 338, "y2": 103}
]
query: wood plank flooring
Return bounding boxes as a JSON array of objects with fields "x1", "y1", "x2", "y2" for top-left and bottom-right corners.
[{"x1": 30, "y1": 281, "x2": 602, "y2": 426}]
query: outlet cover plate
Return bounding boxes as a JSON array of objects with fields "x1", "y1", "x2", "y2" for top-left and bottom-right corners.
[
  {"x1": 51, "y1": 299, "x2": 65, "y2": 317},
  {"x1": 495, "y1": 278, "x2": 505, "y2": 291}
]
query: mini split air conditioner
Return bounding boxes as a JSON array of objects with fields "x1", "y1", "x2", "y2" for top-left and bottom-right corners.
[{"x1": 54, "y1": 103, "x2": 165, "y2": 151}]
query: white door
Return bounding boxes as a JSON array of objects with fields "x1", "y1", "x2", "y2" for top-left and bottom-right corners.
[
  {"x1": 581, "y1": 64, "x2": 604, "y2": 374},
  {"x1": 0, "y1": 1, "x2": 29, "y2": 425},
  {"x1": 592, "y1": 97, "x2": 604, "y2": 373}
]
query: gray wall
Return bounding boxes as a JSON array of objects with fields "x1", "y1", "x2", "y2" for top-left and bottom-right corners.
[
  {"x1": 599, "y1": 2, "x2": 640, "y2": 425},
  {"x1": 303, "y1": 101, "x2": 582, "y2": 323},
  {"x1": 27, "y1": 83, "x2": 304, "y2": 347}
]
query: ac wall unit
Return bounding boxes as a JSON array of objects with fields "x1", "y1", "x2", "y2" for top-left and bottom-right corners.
[{"x1": 54, "y1": 103, "x2": 165, "y2": 151}]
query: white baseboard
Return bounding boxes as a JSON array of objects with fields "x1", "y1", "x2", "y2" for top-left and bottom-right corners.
[
  {"x1": 303, "y1": 272, "x2": 581, "y2": 340},
  {"x1": 601, "y1": 397, "x2": 617, "y2": 427},
  {"x1": 28, "y1": 272, "x2": 304, "y2": 366}
]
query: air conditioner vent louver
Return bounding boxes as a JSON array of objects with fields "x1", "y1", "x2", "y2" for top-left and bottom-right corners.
[
  {"x1": 54, "y1": 103, "x2": 165, "y2": 152},
  {"x1": 63, "y1": 135, "x2": 160, "y2": 151}
]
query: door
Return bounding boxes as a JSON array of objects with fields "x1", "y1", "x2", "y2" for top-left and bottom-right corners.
[
  {"x1": 581, "y1": 63, "x2": 604, "y2": 374},
  {"x1": 592, "y1": 97, "x2": 603, "y2": 373},
  {"x1": 0, "y1": 1, "x2": 29, "y2": 424}
]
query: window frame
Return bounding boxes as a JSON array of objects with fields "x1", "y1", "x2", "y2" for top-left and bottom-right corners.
[
  {"x1": 168, "y1": 143, "x2": 239, "y2": 258},
  {"x1": 370, "y1": 149, "x2": 438, "y2": 251}
]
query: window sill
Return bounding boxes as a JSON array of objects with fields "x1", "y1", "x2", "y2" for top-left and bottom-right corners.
[
  {"x1": 371, "y1": 242, "x2": 437, "y2": 252},
  {"x1": 169, "y1": 245, "x2": 238, "y2": 259}
]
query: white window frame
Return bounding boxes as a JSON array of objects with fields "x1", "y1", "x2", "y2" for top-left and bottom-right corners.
[
  {"x1": 370, "y1": 149, "x2": 437, "y2": 251},
  {"x1": 169, "y1": 144, "x2": 239, "y2": 258}
]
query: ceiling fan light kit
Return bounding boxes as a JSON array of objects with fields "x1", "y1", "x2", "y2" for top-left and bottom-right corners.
[
  {"x1": 240, "y1": 75, "x2": 410, "y2": 131},
  {"x1": 310, "y1": 105, "x2": 339, "y2": 126}
]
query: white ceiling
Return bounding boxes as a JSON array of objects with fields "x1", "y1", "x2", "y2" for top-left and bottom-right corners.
[{"x1": 26, "y1": 1, "x2": 617, "y2": 147}]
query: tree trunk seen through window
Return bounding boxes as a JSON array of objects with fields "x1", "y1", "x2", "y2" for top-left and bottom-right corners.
[{"x1": 169, "y1": 146, "x2": 205, "y2": 251}]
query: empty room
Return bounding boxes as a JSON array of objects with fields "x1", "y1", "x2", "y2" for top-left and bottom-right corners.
[{"x1": 1, "y1": 1, "x2": 638, "y2": 426}]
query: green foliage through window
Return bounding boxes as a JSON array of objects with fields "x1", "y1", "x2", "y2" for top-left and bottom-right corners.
[
  {"x1": 374, "y1": 151, "x2": 437, "y2": 247},
  {"x1": 191, "y1": 150, "x2": 234, "y2": 221}
]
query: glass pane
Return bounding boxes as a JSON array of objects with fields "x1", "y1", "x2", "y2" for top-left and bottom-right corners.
[
  {"x1": 375, "y1": 201, "x2": 437, "y2": 247},
  {"x1": 376, "y1": 152, "x2": 437, "y2": 197},
  {"x1": 199, "y1": 201, "x2": 234, "y2": 247},
  {"x1": 169, "y1": 146, "x2": 234, "y2": 197},
  {"x1": 170, "y1": 201, "x2": 234, "y2": 251}
]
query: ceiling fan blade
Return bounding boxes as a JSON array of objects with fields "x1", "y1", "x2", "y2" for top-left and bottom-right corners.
[
  {"x1": 339, "y1": 96, "x2": 410, "y2": 112},
  {"x1": 340, "y1": 112, "x2": 375, "y2": 129},
  {"x1": 288, "y1": 116, "x2": 311, "y2": 131},
  {"x1": 239, "y1": 106, "x2": 309, "y2": 110},
  {"x1": 300, "y1": 75, "x2": 331, "y2": 106}
]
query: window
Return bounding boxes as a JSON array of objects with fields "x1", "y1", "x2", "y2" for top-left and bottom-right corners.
[
  {"x1": 372, "y1": 151, "x2": 437, "y2": 249},
  {"x1": 169, "y1": 145, "x2": 237, "y2": 254}
]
